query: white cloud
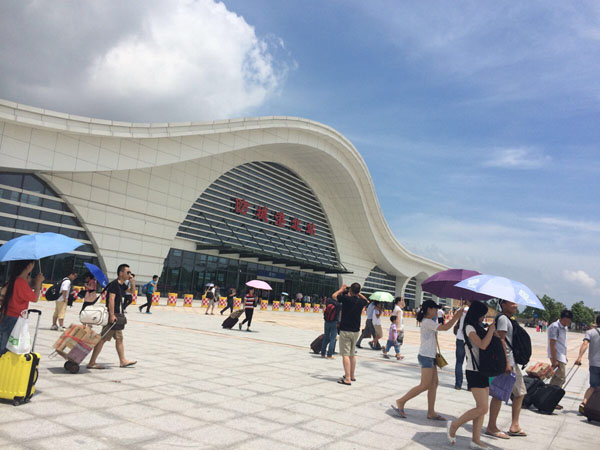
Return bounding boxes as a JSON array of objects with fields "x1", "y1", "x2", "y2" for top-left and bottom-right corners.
[
  {"x1": 483, "y1": 148, "x2": 551, "y2": 169},
  {"x1": 0, "y1": 0, "x2": 293, "y2": 122},
  {"x1": 527, "y1": 216, "x2": 600, "y2": 233},
  {"x1": 563, "y1": 270, "x2": 598, "y2": 290}
]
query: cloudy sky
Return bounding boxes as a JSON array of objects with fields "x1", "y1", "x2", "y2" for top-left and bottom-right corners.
[{"x1": 1, "y1": 0, "x2": 599, "y2": 308}]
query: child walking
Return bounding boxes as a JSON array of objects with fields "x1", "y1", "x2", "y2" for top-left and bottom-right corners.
[{"x1": 383, "y1": 315, "x2": 403, "y2": 360}]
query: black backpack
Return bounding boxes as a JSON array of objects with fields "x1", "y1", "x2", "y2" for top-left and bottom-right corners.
[
  {"x1": 206, "y1": 291, "x2": 214, "y2": 300},
  {"x1": 465, "y1": 325, "x2": 507, "y2": 377},
  {"x1": 45, "y1": 277, "x2": 69, "y2": 301},
  {"x1": 495, "y1": 314, "x2": 532, "y2": 368}
]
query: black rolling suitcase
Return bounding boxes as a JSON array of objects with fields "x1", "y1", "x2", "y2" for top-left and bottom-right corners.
[
  {"x1": 310, "y1": 334, "x2": 324, "y2": 354},
  {"x1": 222, "y1": 309, "x2": 243, "y2": 329},
  {"x1": 532, "y1": 365, "x2": 578, "y2": 414},
  {"x1": 522, "y1": 375, "x2": 545, "y2": 408},
  {"x1": 583, "y1": 389, "x2": 600, "y2": 423}
]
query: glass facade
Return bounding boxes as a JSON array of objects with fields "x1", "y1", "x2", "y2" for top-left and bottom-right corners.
[
  {"x1": 158, "y1": 248, "x2": 339, "y2": 301},
  {"x1": 362, "y1": 265, "x2": 397, "y2": 296},
  {"x1": 0, "y1": 172, "x2": 100, "y2": 285},
  {"x1": 176, "y1": 161, "x2": 347, "y2": 273}
]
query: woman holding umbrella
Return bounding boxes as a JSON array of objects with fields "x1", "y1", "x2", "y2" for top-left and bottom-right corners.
[
  {"x1": 239, "y1": 287, "x2": 256, "y2": 332},
  {"x1": 0, "y1": 260, "x2": 44, "y2": 355}
]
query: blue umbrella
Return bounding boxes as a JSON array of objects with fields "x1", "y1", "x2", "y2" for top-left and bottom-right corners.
[
  {"x1": 0, "y1": 232, "x2": 83, "y2": 262},
  {"x1": 84, "y1": 262, "x2": 108, "y2": 288},
  {"x1": 455, "y1": 274, "x2": 545, "y2": 310}
]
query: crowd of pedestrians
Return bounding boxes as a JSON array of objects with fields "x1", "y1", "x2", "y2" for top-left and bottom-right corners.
[{"x1": 1, "y1": 265, "x2": 600, "y2": 449}]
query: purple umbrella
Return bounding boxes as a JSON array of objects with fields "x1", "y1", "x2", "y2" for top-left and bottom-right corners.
[{"x1": 421, "y1": 269, "x2": 493, "y2": 301}]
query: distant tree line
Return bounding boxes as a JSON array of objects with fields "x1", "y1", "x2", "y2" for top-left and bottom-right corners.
[{"x1": 518, "y1": 294, "x2": 597, "y2": 330}]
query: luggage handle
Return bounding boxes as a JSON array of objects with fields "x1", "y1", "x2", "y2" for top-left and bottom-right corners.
[
  {"x1": 562, "y1": 364, "x2": 579, "y2": 390},
  {"x1": 27, "y1": 309, "x2": 42, "y2": 353}
]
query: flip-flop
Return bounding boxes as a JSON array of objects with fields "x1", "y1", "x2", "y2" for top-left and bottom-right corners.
[
  {"x1": 341, "y1": 375, "x2": 356, "y2": 381},
  {"x1": 507, "y1": 430, "x2": 527, "y2": 437},
  {"x1": 427, "y1": 414, "x2": 446, "y2": 421},
  {"x1": 86, "y1": 364, "x2": 106, "y2": 370},
  {"x1": 484, "y1": 430, "x2": 510, "y2": 439},
  {"x1": 120, "y1": 361, "x2": 137, "y2": 368},
  {"x1": 391, "y1": 405, "x2": 407, "y2": 418},
  {"x1": 337, "y1": 379, "x2": 351, "y2": 386}
]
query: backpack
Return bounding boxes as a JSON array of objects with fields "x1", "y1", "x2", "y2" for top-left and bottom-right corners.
[
  {"x1": 495, "y1": 314, "x2": 532, "y2": 368},
  {"x1": 465, "y1": 325, "x2": 507, "y2": 377},
  {"x1": 206, "y1": 291, "x2": 214, "y2": 300},
  {"x1": 141, "y1": 282, "x2": 151, "y2": 295},
  {"x1": 45, "y1": 278, "x2": 69, "y2": 301},
  {"x1": 324, "y1": 303, "x2": 337, "y2": 322}
]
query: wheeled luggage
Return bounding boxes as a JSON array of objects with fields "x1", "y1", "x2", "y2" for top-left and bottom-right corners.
[
  {"x1": 222, "y1": 309, "x2": 243, "y2": 329},
  {"x1": 522, "y1": 375, "x2": 545, "y2": 408},
  {"x1": 583, "y1": 389, "x2": 600, "y2": 423},
  {"x1": 311, "y1": 334, "x2": 324, "y2": 354},
  {"x1": 0, "y1": 309, "x2": 42, "y2": 406},
  {"x1": 50, "y1": 323, "x2": 113, "y2": 374},
  {"x1": 532, "y1": 365, "x2": 578, "y2": 414}
]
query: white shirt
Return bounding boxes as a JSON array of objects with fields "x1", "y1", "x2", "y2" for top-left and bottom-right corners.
[
  {"x1": 437, "y1": 309, "x2": 444, "y2": 319},
  {"x1": 372, "y1": 308, "x2": 382, "y2": 326},
  {"x1": 456, "y1": 307, "x2": 469, "y2": 341},
  {"x1": 547, "y1": 320, "x2": 568, "y2": 364},
  {"x1": 584, "y1": 328, "x2": 600, "y2": 367},
  {"x1": 464, "y1": 324, "x2": 480, "y2": 371},
  {"x1": 419, "y1": 318, "x2": 440, "y2": 358},
  {"x1": 59, "y1": 278, "x2": 71, "y2": 302},
  {"x1": 366, "y1": 303, "x2": 376, "y2": 320},
  {"x1": 496, "y1": 314, "x2": 515, "y2": 367},
  {"x1": 393, "y1": 305, "x2": 403, "y2": 330}
]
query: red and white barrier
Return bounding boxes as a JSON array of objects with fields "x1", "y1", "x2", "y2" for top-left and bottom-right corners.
[
  {"x1": 152, "y1": 292, "x2": 160, "y2": 306},
  {"x1": 167, "y1": 292, "x2": 177, "y2": 307},
  {"x1": 272, "y1": 301, "x2": 280, "y2": 311},
  {"x1": 184, "y1": 294, "x2": 193, "y2": 307}
]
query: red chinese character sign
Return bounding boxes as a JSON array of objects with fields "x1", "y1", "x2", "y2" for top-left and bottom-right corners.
[
  {"x1": 255, "y1": 206, "x2": 269, "y2": 222},
  {"x1": 274, "y1": 211, "x2": 285, "y2": 227},
  {"x1": 231, "y1": 198, "x2": 316, "y2": 236},
  {"x1": 235, "y1": 198, "x2": 250, "y2": 215}
]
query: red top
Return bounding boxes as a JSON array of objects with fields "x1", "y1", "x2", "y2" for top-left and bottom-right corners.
[{"x1": 6, "y1": 278, "x2": 36, "y2": 317}]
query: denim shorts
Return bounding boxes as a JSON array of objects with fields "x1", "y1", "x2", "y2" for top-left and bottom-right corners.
[
  {"x1": 590, "y1": 366, "x2": 600, "y2": 387},
  {"x1": 418, "y1": 354, "x2": 436, "y2": 368}
]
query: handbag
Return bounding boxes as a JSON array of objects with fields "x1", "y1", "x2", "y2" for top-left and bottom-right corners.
[
  {"x1": 6, "y1": 310, "x2": 31, "y2": 354},
  {"x1": 80, "y1": 305, "x2": 109, "y2": 326},
  {"x1": 435, "y1": 333, "x2": 448, "y2": 368},
  {"x1": 112, "y1": 313, "x2": 127, "y2": 331},
  {"x1": 396, "y1": 329, "x2": 404, "y2": 346},
  {"x1": 490, "y1": 372, "x2": 517, "y2": 404}
]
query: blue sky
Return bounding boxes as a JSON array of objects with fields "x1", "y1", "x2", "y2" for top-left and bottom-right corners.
[{"x1": 1, "y1": 1, "x2": 599, "y2": 308}]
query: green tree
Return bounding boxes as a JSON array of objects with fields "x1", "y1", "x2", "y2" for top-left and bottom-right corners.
[
  {"x1": 571, "y1": 301, "x2": 595, "y2": 330},
  {"x1": 522, "y1": 295, "x2": 565, "y2": 323}
]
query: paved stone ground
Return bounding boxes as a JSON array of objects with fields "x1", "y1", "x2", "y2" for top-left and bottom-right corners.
[{"x1": 1, "y1": 300, "x2": 598, "y2": 449}]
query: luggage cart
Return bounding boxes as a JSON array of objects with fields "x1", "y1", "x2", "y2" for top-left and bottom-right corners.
[{"x1": 49, "y1": 323, "x2": 115, "y2": 374}]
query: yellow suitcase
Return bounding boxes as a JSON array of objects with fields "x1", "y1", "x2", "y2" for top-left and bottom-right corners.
[{"x1": 0, "y1": 309, "x2": 41, "y2": 406}]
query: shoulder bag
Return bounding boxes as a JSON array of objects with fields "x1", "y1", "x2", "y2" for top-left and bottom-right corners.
[{"x1": 434, "y1": 333, "x2": 448, "y2": 368}]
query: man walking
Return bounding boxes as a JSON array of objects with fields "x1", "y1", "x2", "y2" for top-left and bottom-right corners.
[
  {"x1": 486, "y1": 300, "x2": 528, "y2": 438},
  {"x1": 50, "y1": 270, "x2": 77, "y2": 331},
  {"x1": 88, "y1": 263, "x2": 136, "y2": 369},
  {"x1": 220, "y1": 287, "x2": 236, "y2": 315},
  {"x1": 548, "y1": 309, "x2": 573, "y2": 405},
  {"x1": 575, "y1": 315, "x2": 600, "y2": 413},
  {"x1": 321, "y1": 296, "x2": 340, "y2": 359},
  {"x1": 333, "y1": 283, "x2": 369, "y2": 385},
  {"x1": 356, "y1": 301, "x2": 376, "y2": 349},
  {"x1": 139, "y1": 275, "x2": 158, "y2": 314},
  {"x1": 454, "y1": 300, "x2": 470, "y2": 390}
]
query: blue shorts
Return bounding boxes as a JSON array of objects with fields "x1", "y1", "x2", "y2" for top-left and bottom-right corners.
[
  {"x1": 590, "y1": 366, "x2": 600, "y2": 388},
  {"x1": 418, "y1": 354, "x2": 436, "y2": 369}
]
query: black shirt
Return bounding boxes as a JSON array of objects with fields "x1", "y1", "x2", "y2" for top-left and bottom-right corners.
[
  {"x1": 106, "y1": 279, "x2": 125, "y2": 314},
  {"x1": 338, "y1": 294, "x2": 368, "y2": 332}
]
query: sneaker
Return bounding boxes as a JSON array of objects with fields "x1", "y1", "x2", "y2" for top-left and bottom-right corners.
[
  {"x1": 239, "y1": 323, "x2": 242, "y2": 330},
  {"x1": 138, "y1": 306, "x2": 143, "y2": 313},
  {"x1": 383, "y1": 354, "x2": 390, "y2": 359},
  {"x1": 326, "y1": 356, "x2": 335, "y2": 360},
  {"x1": 59, "y1": 326, "x2": 66, "y2": 332},
  {"x1": 50, "y1": 324, "x2": 58, "y2": 331},
  {"x1": 321, "y1": 354, "x2": 326, "y2": 358},
  {"x1": 146, "y1": 311, "x2": 152, "y2": 314},
  {"x1": 247, "y1": 328, "x2": 252, "y2": 332}
]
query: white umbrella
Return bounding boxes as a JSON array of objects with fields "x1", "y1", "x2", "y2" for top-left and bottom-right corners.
[{"x1": 455, "y1": 274, "x2": 545, "y2": 310}]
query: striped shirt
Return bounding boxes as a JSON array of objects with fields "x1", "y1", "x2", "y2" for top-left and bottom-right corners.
[{"x1": 244, "y1": 295, "x2": 256, "y2": 309}]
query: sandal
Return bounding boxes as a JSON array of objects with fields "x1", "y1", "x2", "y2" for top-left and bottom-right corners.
[
  {"x1": 341, "y1": 375, "x2": 356, "y2": 381},
  {"x1": 507, "y1": 429, "x2": 527, "y2": 437},
  {"x1": 484, "y1": 430, "x2": 510, "y2": 439},
  {"x1": 86, "y1": 364, "x2": 106, "y2": 370},
  {"x1": 120, "y1": 360, "x2": 137, "y2": 368},
  {"x1": 427, "y1": 414, "x2": 446, "y2": 421},
  {"x1": 337, "y1": 378, "x2": 351, "y2": 386},
  {"x1": 391, "y1": 405, "x2": 407, "y2": 418}
]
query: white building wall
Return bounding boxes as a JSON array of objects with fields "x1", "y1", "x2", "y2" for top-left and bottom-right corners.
[{"x1": 0, "y1": 99, "x2": 447, "y2": 286}]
